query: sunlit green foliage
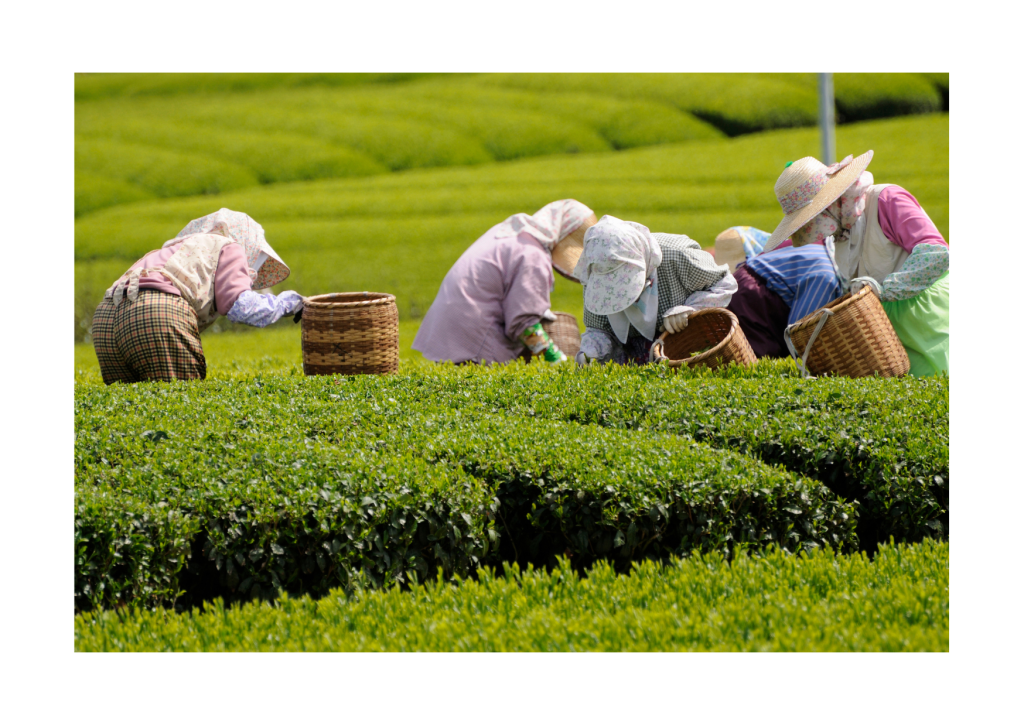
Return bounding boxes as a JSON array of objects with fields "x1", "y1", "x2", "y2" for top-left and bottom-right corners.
[
  {"x1": 76, "y1": 115, "x2": 387, "y2": 190},
  {"x1": 74, "y1": 72, "x2": 440, "y2": 100},
  {"x1": 75, "y1": 366, "x2": 859, "y2": 611},
  {"x1": 76, "y1": 136, "x2": 259, "y2": 198},
  {"x1": 74, "y1": 539, "x2": 948, "y2": 652},
  {"x1": 75, "y1": 171, "x2": 155, "y2": 218}
]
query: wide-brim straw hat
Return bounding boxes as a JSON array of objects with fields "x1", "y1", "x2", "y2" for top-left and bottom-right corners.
[
  {"x1": 551, "y1": 213, "x2": 598, "y2": 283},
  {"x1": 713, "y1": 229, "x2": 747, "y2": 272},
  {"x1": 762, "y1": 150, "x2": 874, "y2": 253}
]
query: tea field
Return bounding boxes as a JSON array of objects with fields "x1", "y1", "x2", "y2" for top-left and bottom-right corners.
[
  {"x1": 73, "y1": 111, "x2": 948, "y2": 345},
  {"x1": 76, "y1": 539, "x2": 949, "y2": 652},
  {"x1": 73, "y1": 73, "x2": 949, "y2": 651},
  {"x1": 74, "y1": 360, "x2": 948, "y2": 649}
]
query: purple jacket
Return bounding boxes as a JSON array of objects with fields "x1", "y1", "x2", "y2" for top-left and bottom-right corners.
[{"x1": 413, "y1": 227, "x2": 554, "y2": 364}]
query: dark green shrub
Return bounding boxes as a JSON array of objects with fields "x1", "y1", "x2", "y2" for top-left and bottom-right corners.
[
  {"x1": 380, "y1": 364, "x2": 949, "y2": 549},
  {"x1": 74, "y1": 374, "x2": 856, "y2": 610},
  {"x1": 833, "y1": 74, "x2": 943, "y2": 122}
]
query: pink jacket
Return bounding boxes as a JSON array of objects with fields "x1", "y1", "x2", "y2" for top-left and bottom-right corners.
[{"x1": 130, "y1": 241, "x2": 252, "y2": 314}]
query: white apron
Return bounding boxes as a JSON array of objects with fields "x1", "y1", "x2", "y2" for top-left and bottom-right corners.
[{"x1": 105, "y1": 233, "x2": 235, "y2": 333}]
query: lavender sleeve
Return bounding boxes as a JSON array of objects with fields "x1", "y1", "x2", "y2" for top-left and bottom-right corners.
[
  {"x1": 877, "y1": 186, "x2": 948, "y2": 254},
  {"x1": 501, "y1": 242, "x2": 554, "y2": 341}
]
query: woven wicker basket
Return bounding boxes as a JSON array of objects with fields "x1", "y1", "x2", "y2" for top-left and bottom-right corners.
[
  {"x1": 301, "y1": 292, "x2": 399, "y2": 376},
  {"x1": 522, "y1": 311, "x2": 581, "y2": 362},
  {"x1": 784, "y1": 286, "x2": 909, "y2": 378},
  {"x1": 650, "y1": 308, "x2": 757, "y2": 370}
]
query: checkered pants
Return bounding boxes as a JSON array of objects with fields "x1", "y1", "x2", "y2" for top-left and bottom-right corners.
[{"x1": 92, "y1": 290, "x2": 206, "y2": 384}]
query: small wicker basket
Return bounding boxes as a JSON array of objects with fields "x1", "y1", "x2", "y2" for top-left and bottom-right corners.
[
  {"x1": 784, "y1": 286, "x2": 909, "y2": 378},
  {"x1": 649, "y1": 308, "x2": 757, "y2": 370},
  {"x1": 301, "y1": 292, "x2": 399, "y2": 376},
  {"x1": 522, "y1": 311, "x2": 581, "y2": 362}
]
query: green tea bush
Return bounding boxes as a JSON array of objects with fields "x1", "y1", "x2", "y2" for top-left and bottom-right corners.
[
  {"x1": 75, "y1": 73, "x2": 438, "y2": 101},
  {"x1": 399, "y1": 79, "x2": 725, "y2": 149},
  {"x1": 390, "y1": 365, "x2": 948, "y2": 548},
  {"x1": 76, "y1": 137, "x2": 259, "y2": 198},
  {"x1": 388, "y1": 98, "x2": 612, "y2": 161},
  {"x1": 918, "y1": 73, "x2": 949, "y2": 108},
  {"x1": 832, "y1": 74, "x2": 943, "y2": 122},
  {"x1": 754, "y1": 73, "x2": 944, "y2": 122},
  {"x1": 193, "y1": 84, "x2": 615, "y2": 162},
  {"x1": 475, "y1": 73, "x2": 821, "y2": 136},
  {"x1": 74, "y1": 372, "x2": 856, "y2": 610},
  {"x1": 76, "y1": 171, "x2": 155, "y2": 218},
  {"x1": 76, "y1": 113, "x2": 388, "y2": 187},
  {"x1": 184, "y1": 99, "x2": 495, "y2": 172},
  {"x1": 74, "y1": 539, "x2": 948, "y2": 652}
]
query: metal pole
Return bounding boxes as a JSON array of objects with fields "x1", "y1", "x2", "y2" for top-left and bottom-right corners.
[{"x1": 818, "y1": 72, "x2": 835, "y2": 164}]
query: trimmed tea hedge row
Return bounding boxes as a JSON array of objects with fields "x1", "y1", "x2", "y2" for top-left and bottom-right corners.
[
  {"x1": 74, "y1": 539, "x2": 949, "y2": 652},
  {"x1": 75, "y1": 136, "x2": 259, "y2": 199},
  {"x1": 76, "y1": 114, "x2": 388, "y2": 187},
  {"x1": 74, "y1": 73, "x2": 436, "y2": 101},
  {"x1": 75, "y1": 74, "x2": 945, "y2": 215},
  {"x1": 371, "y1": 79, "x2": 725, "y2": 150},
  {"x1": 753, "y1": 73, "x2": 945, "y2": 122},
  {"x1": 75, "y1": 375, "x2": 856, "y2": 610},
  {"x1": 75, "y1": 171, "x2": 155, "y2": 218},
  {"x1": 470, "y1": 73, "x2": 820, "y2": 136},
  {"x1": 380, "y1": 364, "x2": 949, "y2": 548}
]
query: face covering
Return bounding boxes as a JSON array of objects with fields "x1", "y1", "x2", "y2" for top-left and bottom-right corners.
[
  {"x1": 607, "y1": 272, "x2": 659, "y2": 344},
  {"x1": 792, "y1": 203, "x2": 841, "y2": 247}
]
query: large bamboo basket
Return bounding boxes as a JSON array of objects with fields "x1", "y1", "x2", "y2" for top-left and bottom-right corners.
[
  {"x1": 650, "y1": 308, "x2": 757, "y2": 370},
  {"x1": 301, "y1": 292, "x2": 399, "y2": 376},
  {"x1": 522, "y1": 311, "x2": 581, "y2": 362},
  {"x1": 784, "y1": 286, "x2": 909, "y2": 378}
]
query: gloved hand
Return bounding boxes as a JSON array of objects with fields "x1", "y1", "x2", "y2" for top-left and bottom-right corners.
[
  {"x1": 291, "y1": 295, "x2": 305, "y2": 323},
  {"x1": 575, "y1": 351, "x2": 591, "y2": 367},
  {"x1": 850, "y1": 277, "x2": 882, "y2": 297},
  {"x1": 542, "y1": 309, "x2": 558, "y2": 322},
  {"x1": 662, "y1": 311, "x2": 689, "y2": 334}
]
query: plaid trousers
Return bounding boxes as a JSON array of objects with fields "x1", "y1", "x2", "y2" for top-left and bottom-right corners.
[{"x1": 92, "y1": 290, "x2": 206, "y2": 384}]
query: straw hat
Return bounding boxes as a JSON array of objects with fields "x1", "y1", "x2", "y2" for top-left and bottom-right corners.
[
  {"x1": 551, "y1": 213, "x2": 598, "y2": 283},
  {"x1": 713, "y1": 229, "x2": 747, "y2": 272},
  {"x1": 762, "y1": 151, "x2": 874, "y2": 253}
]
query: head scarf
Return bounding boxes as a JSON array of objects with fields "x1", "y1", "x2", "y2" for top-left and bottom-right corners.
[
  {"x1": 791, "y1": 171, "x2": 874, "y2": 247},
  {"x1": 574, "y1": 215, "x2": 662, "y2": 319},
  {"x1": 170, "y1": 208, "x2": 290, "y2": 289},
  {"x1": 492, "y1": 199, "x2": 594, "y2": 252}
]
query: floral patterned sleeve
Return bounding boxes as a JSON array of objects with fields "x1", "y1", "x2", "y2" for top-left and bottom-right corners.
[
  {"x1": 880, "y1": 243, "x2": 949, "y2": 301},
  {"x1": 226, "y1": 290, "x2": 304, "y2": 327}
]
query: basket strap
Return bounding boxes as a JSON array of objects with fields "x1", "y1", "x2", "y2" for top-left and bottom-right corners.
[
  {"x1": 649, "y1": 338, "x2": 669, "y2": 364},
  {"x1": 784, "y1": 309, "x2": 833, "y2": 379}
]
